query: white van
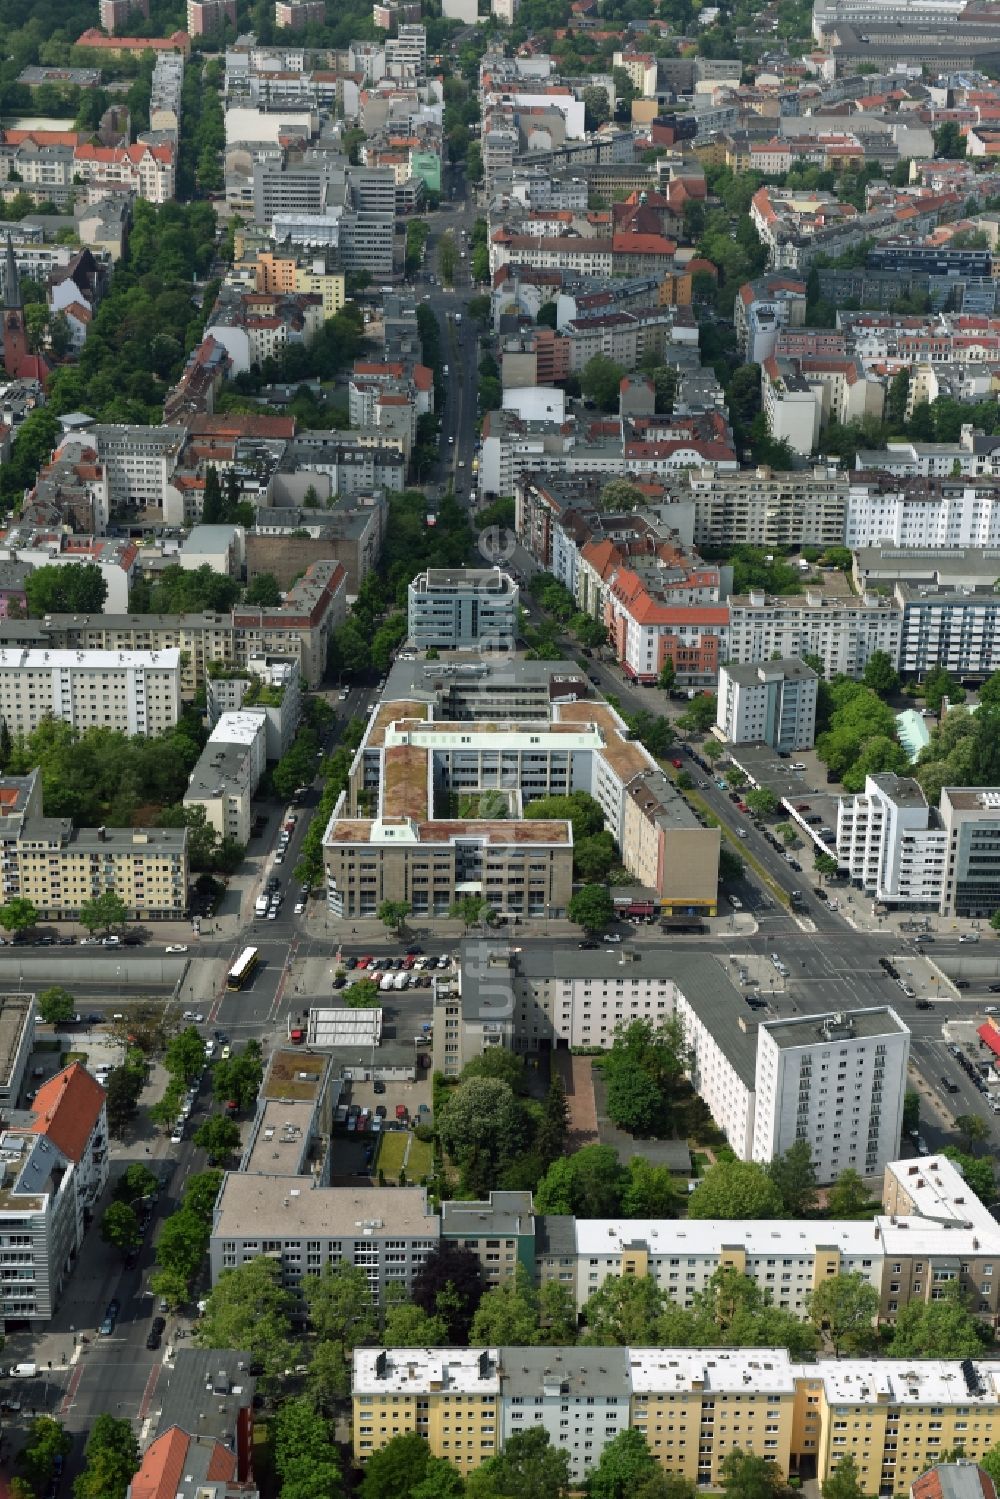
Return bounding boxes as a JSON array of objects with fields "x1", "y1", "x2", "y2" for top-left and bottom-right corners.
[
  {"x1": 254, "y1": 894, "x2": 269, "y2": 917},
  {"x1": 379, "y1": 973, "x2": 394, "y2": 991},
  {"x1": 9, "y1": 1363, "x2": 37, "y2": 1378},
  {"x1": 393, "y1": 971, "x2": 408, "y2": 990}
]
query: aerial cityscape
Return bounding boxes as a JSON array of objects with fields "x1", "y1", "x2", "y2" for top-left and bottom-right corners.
[{"x1": 10, "y1": 0, "x2": 1000, "y2": 1496}]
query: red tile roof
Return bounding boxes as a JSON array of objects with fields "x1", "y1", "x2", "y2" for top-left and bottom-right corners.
[
  {"x1": 30, "y1": 1063, "x2": 104, "y2": 1161},
  {"x1": 129, "y1": 1428, "x2": 236, "y2": 1499}
]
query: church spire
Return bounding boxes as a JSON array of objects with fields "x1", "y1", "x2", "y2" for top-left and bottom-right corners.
[{"x1": 4, "y1": 235, "x2": 20, "y2": 311}]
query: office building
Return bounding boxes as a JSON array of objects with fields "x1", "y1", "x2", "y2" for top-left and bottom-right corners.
[
  {"x1": 406, "y1": 568, "x2": 519, "y2": 652},
  {"x1": 750, "y1": 1008, "x2": 909, "y2": 1182},
  {"x1": 940, "y1": 788, "x2": 1000, "y2": 918},
  {"x1": 0, "y1": 995, "x2": 34, "y2": 1110},
  {"x1": 323, "y1": 691, "x2": 719, "y2": 923},
  {"x1": 0, "y1": 647, "x2": 181, "y2": 739},
  {"x1": 0, "y1": 1062, "x2": 108, "y2": 1327},
  {"x1": 716, "y1": 658, "x2": 818, "y2": 752},
  {"x1": 210, "y1": 1180, "x2": 440, "y2": 1303}
]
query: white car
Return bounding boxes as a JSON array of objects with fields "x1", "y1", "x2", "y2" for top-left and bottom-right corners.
[
  {"x1": 267, "y1": 905, "x2": 279, "y2": 919},
  {"x1": 602, "y1": 933, "x2": 622, "y2": 944},
  {"x1": 170, "y1": 1126, "x2": 184, "y2": 1144},
  {"x1": 102, "y1": 935, "x2": 120, "y2": 946},
  {"x1": 193, "y1": 1013, "x2": 204, "y2": 1023},
  {"x1": 338, "y1": 688, "x2": 349, "y2": 700},
  {"x1": 294, "y1": 900, "x2": 305, "y2": 915},
  {"x1": 165, "y1": 945, "x2": 188, "y2": 954},
  {"x1": 183, "y1": 1009, "x2": 194, "y2": 1020}
]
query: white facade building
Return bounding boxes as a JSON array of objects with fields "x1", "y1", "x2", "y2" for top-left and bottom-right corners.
[
  {"x1": 837, "y1": 772, "x2": 947, "y2": 907},
  {"x1": 727, "y1": 589, "x2": 902, "y2": 679},
  {"x1": 0, "y1": 647, "x2": 181, "y2": 738},
  {"x1": 716, "y1": 658, "x2": 818, "y2": 751},
  {"x1": 846, "y1": 478, "x2": 1000, "y2": 549},
  {"x1": 183, "y1": 708, "x2": 268, "y2": 843},
  {"x1": 751, "y1": 1008, "x2": 909, "y2": 1182}
]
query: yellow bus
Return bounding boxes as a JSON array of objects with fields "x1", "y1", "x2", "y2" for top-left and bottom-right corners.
[{"x1": 226, "y1": 946, "x2": 259, "y2": 990}]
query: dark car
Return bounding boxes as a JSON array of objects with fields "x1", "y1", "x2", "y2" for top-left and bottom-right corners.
[
  {"x1": 406, "y1": 945, "x2": 423, "y2": 956},
  {"x1": 375, "y1": 1105, "x2": 388, "y2": 1118},
  {"x1": 152, "y1": 1315, "x2": 166, "y2": 1334},
  {"x1": 332, "y1": 975, "x2": 347, "y2": 989},
  {"x1": 915, "y1": 999, "x2": 934, "y2": 1010},
  {"x1": 373, "y1": 1079, "x2": 386, "y2": 1094},
  {"x1": 941, "y1": 1075, "x2": 960, "y2": 1094},
  {"x1": 85, "y1": 1012, "x2": 103, "y2": 1024},
  {"x1": 956, "y1": 979, "x2": 971, "y2": 990},
  {"x1": 578, "y1": 940, "x2": 598, "y2": 950},
  {"x1": 343, "y1": 956, "x2": 357, "y2": 969},
  {"x1": 989, "y1": 984, "x2": 1000, "y2": 993},
  {"x1": 146, "y1": 1327, "x2": 162, "y2": 1350}
]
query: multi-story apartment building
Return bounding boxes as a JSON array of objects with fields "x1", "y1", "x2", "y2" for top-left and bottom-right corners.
[
  {"x1": 99, "y1": 0, "x2": 150, "y2": 32},
  {"x1": 716, "y1": 658, "x2": 819, "y2": 752},
  {"x1": 210, "y1": 1179, "x2": 440, "y2": 1303},
  {"x1": 0, "y1": 767, "x2": 188, "y2": 919},
  {"x1": 406, "y1": 568, "x2": 519, "y2": 652},
  {"x1": 206, "y1": 654, "x2": 301, "y2": 760},
  {"x1": 0, "y1": 559, "x2": 347, "y2": 694},
  {"x1": 184, "y1": 709, "x2": 267, "y2": 845},
  {"x1": 0, "y1": 1062, "x2": 108, "y2": 1327},
  {"x1": 253, "y1": 252, "x2": 345, "y2": 317},
  {"x1": 187, "y1": 0, "x2": 237, "y2": 33},
  {"x1": 355, "y1": 1342, "x2": 1000, "y2": 1491},
  {"x1": 749, "y1": 1008, "x2": 909, "y2": 1181},
  {"x1": 71, "y1": 142, "x2": 175, "y2": 203},
  {"x1": 686, "y1": 465, "x2": 848, "y2": 550},
  {"x1": 354, "y1": 1348, "x2": 501, "y2": 1472},
  {"x1": 440, "y1": 1191, "x2": 537, "y2": 1288},
  {"x1": 837, "y1": 773, "x2": 947, "y2": 909},
  {"x1": 0, "y1": 647, "x2": 181, "y2": 739},
  {"x1": 896, "y1": 582, "x2": 1000, "y2": 678},
  {"x1": 846, "y1": 475, "x2": 1000, "y2": 549},
  {"x1": 734, "y1": 273, "x2": 808, "y2": 364},
  {"x1": 274, "y1": 0, "x2": 325, "y2": 23},
  {"x1": 727, "y1": 589, "x2": 902, "y2": 680}
]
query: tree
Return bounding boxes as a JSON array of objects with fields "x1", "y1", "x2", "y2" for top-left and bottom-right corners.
[
  {"x1": 582, "y1": 83, "x2": 611, "y2": 131},
  {"x1": 0, "y1": 897, "x2": 37, "y2": 934},
  {"x1": 903, "y1": 1088, "x2": 920, "y2": 1136},
  {"x1": 535, "y1": 1074, "x2": 569, "y2": 1166},
  {"x1": 384, "y1": 1291, "x2": 449, "y2": 1346},
  {"x1": 535, "y1": 1144, "x2": 626, "y2": 1217},
  {"x1": 687, "y1": 1159, "x2": 785, "y2": 1219},
  {"x1": 101, "y1": 1200, "x2": 142, "y2": 1254},
  {"x1": 165, "y1": 1026, "x2": 207, "y2": 1084},
  {"x1": 581, "y1": 1273, "x2": 665, "y2": 1345},
  {"x1": 807, "y1": 1272, "x2": 879, "y2": 1353},
  {"x1": 202, "y1": 466, "x2": 224, "y2": 524},
  {"x1": 889, "y1": 1281, "x2": 984, "y2": 1358},
  {"x1": 587, "y1": 1430, "x2": 660, "y2": 1499},
  {"x1": 149, "y1": 1266, "x2": 190, "y2": 1310},
  {"x1": 73, "y1": 1413, "x2": 139, "y2": 1499},
  {"x1": 79, "y1": 889, "x2": 128, "y2": 936},
  {"x1": 304, "y1": 1260, "x2": 377, "y2": 1349},
  {"x1": 658, "y1": 657, "x2": 676, "y2": 692},
  {"x1": 744, "y1": 788, "x2": 777, "y2": 817},
  {"x1": 825, "y1": 1168, "x2": 877, "y2": 1219},
  {"x1": 601, "y1": 1018, "x2": 690, "y2": 1138},
  {"x1": 820, "y1": 1458, "x2": 868, "y2": 1499},
  {"x1": 192, "y1": 1113, "x2": 241, "y2": 1163},
  {"x1": 363, "y1": 1435, "x2": 435, "y2": 1499},
  {"x1": 211, "y1": 1042, "x2": 263, "y2": 1111},
  {"x1": 934, "y1": 120, "x2": 966, "y2": 158},
  {"x1": 115, "y1": 1162, "x2": 158, "y2": 1204},
  {"x1": 197, "y1": 1257, "x2": 299, "y2": 1380},
  {"x1": 18, "y1": 1416, "x2": 72, "y2": 1498},
  {"x1": 462, "y1": 1049, "x2": 528, "y2": 1094},
  {"x1": 955, "y1": 1113, "x2": 990, "y2": 1153},
  {"x1": 378, "y1": 899, "x2": 411, "y2": 934},
  {"x1": 24, "y1": 561, "x2": 108, "y2": 617},
  {"x1": 863, "y1": 650, "x2": 900, "y2": 697},
  {"x1": 719, "y1": 1450, "x2": 789, "y2": 1499},
  {"x1": 581, "y1": 354, "x2": 626, "y2": 411},
  {"x1": 814, "y1": 852, "x2": 839, "y2": 883},
  {"x1": 940, "y1": 1147, "x2": 995, "y2": 1202},
  {"x1": 568, "y1": 884, "x2": 615, "y2": 933},
  {"x1": 37, "y1": 985, "x2": 76, "y2": 1024},
  {"x1": 465, "y1": 1427, "x2": 570, "y2": 1499},
  {"x1": 273, "y1": 1395, "x2": 342, "y2": 1499},
  {"x1": 470, "y1": 1266, "x2": 540, "y2": 1345},
  {"x1": 621, "y1": 1155, "x2": 683, "y2": 1217},
  {"x1": 438, "y1": 1077, "x2": 528, "y2": 1194},
  {"x1": 677, "y1": 693, "x2": 718, "y2": 733},
  {"x1": 450, "y1": 894, "x2": 497, "y2": 929},
  {"x1": 598, "y1": 479, "x2": 646, "y2": 511},
  {"x1": 411, "y1": 1242, "x2": 485, "y2": 1342},
  {"x1": 104, "y1": 1061, "x2": 145, "y2": 1137},
  {"x1": 244, "y1": 572, "x2": 281, "y2": 607},
  {"x1": 766, "y1": 1140, "x2": 818, "y2": 1216}
]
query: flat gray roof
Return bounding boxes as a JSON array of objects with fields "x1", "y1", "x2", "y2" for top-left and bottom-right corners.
[
  {"x1": 441, "y1": 1191, "x2": 534, "y2": 1240},
  {"x1": 536, "y1": 1213, "x2": 576, "y2": 1258},
  {"x1": 213, "y1": 1174, "x2": 439, "y2": 1239},
  {"x1": 763, "y1": 1006, "x2": 908, "y2": 1050},
  {"x1": 499, "y1": 1346, "x2": 629, "y2": 1397},
  {"x1": 0, "y1": 997, "x2": 32, "y2": 1088},
  {"x1": 723, "y1": 658, "x2": 817, "y2": 686},
  {"x1": 154, "y1": 1348, "x2": 255, "y2": 1446},
  {"x1": 679, "y1": 969, "x2": 759, "y2": 1089}
]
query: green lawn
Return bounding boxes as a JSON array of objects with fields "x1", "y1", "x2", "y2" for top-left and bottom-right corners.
[
  {"x1": 377, "y1": 1131, "x2": 407, "y2": 1174},
  {"x1": 376, "y1": 1130, "x2": 433, "y2": 1180}
]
